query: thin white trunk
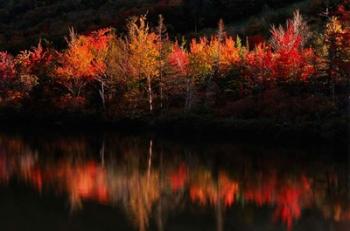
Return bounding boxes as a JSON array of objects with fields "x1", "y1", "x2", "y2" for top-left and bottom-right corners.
[
  {"x1": 99, "y1": 80, "x2": 106, "y2": 110},
  {"x1": 147, "y1": 76, "x2": 153, "y2": 112},
  {"x1": 185, "y1": 77, "x2": 193, "y2": 111}
]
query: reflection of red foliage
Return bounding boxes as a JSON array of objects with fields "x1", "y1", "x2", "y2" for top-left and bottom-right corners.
[
  {"x1": 243, "y1": 174, "x2": 312, "y2": 230},
  {"x1": 190, "y1": 185, "x2": 207, "y2": 205},
  {"x1": 274, "y1": 186, "x2": 302, "y2": 230},
  {"x1": 0, "y1": 144, "x2": 348, "y2": 230},
  {"x1": 190, "y1": 172, "x2": 238, "y2": 206},
  {"x1": 276, "y1": 188, "x2": 300, "y2": 229},
  {"x1": 273, "y1": 177, "x2": 311, "y2": 230},
  {"x1": 29, "y1": 168, "x2": 43, "y2": 192},
  {"x1": 21, "y1": 160, "x2": 109, "y2": 204},
  {"x1": 244, "y1": 172, "x2": 277, "y2": 206},
  {"x1": 0, "y1": 155, "x2": 10, "y2": 182},
  {"x1": 170, "y1": 163, "x2": 187, "y2": 192},
  {"x1": 56, "y1": 162, "x2": 109, "y2": 204},
  {"x1": 219, "y1": 174, "x2": 239, "y2": 206}
]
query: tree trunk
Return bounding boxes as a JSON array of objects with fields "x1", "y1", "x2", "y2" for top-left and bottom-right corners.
[
  {"x1": 157, "y1": 149, "x2": 164, "y2": 231},
  {"x1": 160, "y1": 71, "x2": 163, "y2": 111},
  {"x1": 185, "y1": 77, "x2": 192, "y2": 111},
  {"x1": 158, "y1": 15, "x2": 164, "y2": 111},
  {"x1": 99, "y1": 81, "x2": 106, "y2": 110},
  {"x1": 147, "y1": 76, "x2": 153, "y2": 112}
]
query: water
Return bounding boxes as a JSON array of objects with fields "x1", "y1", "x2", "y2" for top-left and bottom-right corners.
[{"x1": 0, "y1": 131, "x2": 348, "y2": 231}]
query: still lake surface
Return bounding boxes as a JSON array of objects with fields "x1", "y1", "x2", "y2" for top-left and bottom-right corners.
[{"x1": 0, "y1": 130, "x2": 348, "y2": 231}]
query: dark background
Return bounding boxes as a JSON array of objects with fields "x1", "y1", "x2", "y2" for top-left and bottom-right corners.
[{"x1": 0, "y1": 0, "x2": 342, "y2": 52}]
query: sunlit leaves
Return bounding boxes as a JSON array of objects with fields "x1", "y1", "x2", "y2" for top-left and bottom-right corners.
[
  {"x1": 0, "y1": 52, "x2": 16, "y2": 81},
  {"x1": 168, "y1": 43, "x2": 189, "y2": 77},
  {"x1": 0, "y1": 8, "x2": 347, "y2": 114},
  {"x1": 128, "y1": 15, "x2": 159, "y2": 80},
  {"x1": 189, "y1": 38, "x2": 213, "y2": 80},
  {"x1": 127, "y1": 15, "x2": 159, "y2": 112},
  {"x1": 54, "y1": 27, "x2": 112, "y2": 102}
]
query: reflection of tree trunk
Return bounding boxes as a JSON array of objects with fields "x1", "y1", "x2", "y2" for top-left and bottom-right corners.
[
  {"x1": 100, "y1": 138, "x2": 105, "y2": 166},
  {"x1": 216, "y1": 181, "x2": 223, "y2": 231},
  {"x1": 157, "y1": 149, "x2": 164, "y2": 231},
  {"x1": 136, "y1": 178, "x2": 146, "y2": 231},
  {"x1": 147, "y1": 139, "x2": 153, "y2": 181},
  {"x1": 348, "y1": 116, "x2": 350, "y2": 199},
  {"x1": 328, "y1": 37, "x2": 336, "y2": 102}
]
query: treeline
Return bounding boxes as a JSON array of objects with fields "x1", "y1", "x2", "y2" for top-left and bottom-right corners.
[{"x1": 0, "y1": 2, "x2": 349, "y2": 122}]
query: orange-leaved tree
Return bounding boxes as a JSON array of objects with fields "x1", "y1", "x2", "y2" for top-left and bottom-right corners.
[
  {"x1": 189, "y1": 37, "x2": 213, "y2": 83},
  {"x1": 54, "y1": 28, "x2": 111, "y2": 109}
]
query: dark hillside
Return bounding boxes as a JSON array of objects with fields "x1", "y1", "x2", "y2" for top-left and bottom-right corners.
[{"x1": 0, "y1": 0, "x2": 341, "y2": 52}]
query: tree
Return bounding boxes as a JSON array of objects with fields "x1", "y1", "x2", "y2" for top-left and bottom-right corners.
[
  {"x1": 220, "y1": 37, "x2": 241, "y2": 72},
  {"x1": 0, "y1": 52, "x2": 17, "y2": 103},
  {"x1": 55, "y1": 29, "x2": 92, "y2": 98},
  {"x1": 314, "y1": 2, "x2": 350, "y2": 99},
  {"x1": 0, "y1": 48, "x2": 41, "y2": 106},
  {"x1": 87, "y1": 28, "x2": 113, "y2": 110},
  {"x1": 15, "y1": 41, "x2": 51, "y2": 98},
  {"x1": 325, "y1": 17, "x2": 344, "y2": 97},
  {"x1": 0, "y1": 52, "x2": 16, "y2": 81},
  {"x1": 168, "y1": 42, "x2": 191, "y2": 110},
  {"x1": 156, "y1": 14, "x2": 168, "y2": 111},
  {"x1": 214, "y1": 19, "x2": 225, "y2": 77},
  {"x1": 245, "y1": 43, "x2": 275, "y2": 88},
  {"x1": 270, "y1": 10, "x2": 315, "y2": 83},
  {"x1": 128, "y1": 15, "x2": 158, "y2": 113},
  {"x1": 54, "y1": 28, "x2": 111, "y2": 109},
  {"x1": 105, "y1": 35, "x2": 131, "y2": 113},
  {"x1": 189, "y1": 37, "x2": 213, "y2": 82}
]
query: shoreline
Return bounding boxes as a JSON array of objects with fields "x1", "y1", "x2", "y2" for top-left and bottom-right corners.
[{"x1": 0, "y1": 111, "x2": 348, "y2": 148}]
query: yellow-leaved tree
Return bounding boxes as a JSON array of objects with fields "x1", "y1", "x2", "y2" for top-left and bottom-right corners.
[{"x1": 128, "y1": 15, "x2": 158, "y2": 113}]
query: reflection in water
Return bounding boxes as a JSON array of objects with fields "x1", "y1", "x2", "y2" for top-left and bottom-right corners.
[{"x1": 0, "y1": 133, "x2": 348, "y2": 231}]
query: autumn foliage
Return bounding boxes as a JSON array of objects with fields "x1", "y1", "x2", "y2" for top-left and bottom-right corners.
[{"x1": 0, "y1": 4, "x2": 348, "y2": 121}]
